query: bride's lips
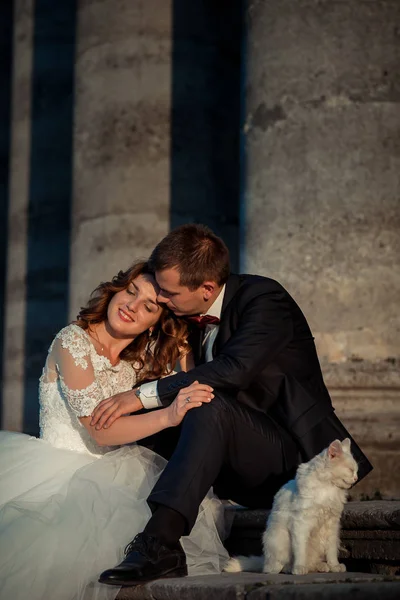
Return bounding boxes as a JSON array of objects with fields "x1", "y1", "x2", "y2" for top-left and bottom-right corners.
[{"x1": 118, "y1": 308, "x2": 134, "y2": 323}]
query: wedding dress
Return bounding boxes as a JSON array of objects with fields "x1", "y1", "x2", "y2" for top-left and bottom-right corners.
[{"x1": 0, "y1": 324, "x2": 229, "y2": 600}]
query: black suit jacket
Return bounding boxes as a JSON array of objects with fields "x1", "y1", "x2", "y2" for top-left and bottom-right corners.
[{"x1": 158, "y1": 274, "x2": 373, "y2": 482}]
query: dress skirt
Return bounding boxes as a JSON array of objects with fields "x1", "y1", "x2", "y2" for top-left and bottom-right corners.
[{"x1": 0, "y1": 432, "x2": 229, "y2": 600}]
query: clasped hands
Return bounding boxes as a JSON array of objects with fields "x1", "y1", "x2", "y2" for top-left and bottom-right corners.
[{"x1": 90, "y1": 381, "x2": 214, "y2": 430}]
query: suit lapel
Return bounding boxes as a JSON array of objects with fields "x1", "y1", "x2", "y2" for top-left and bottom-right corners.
[
  {"x1": 212, "y1": 274, "x2": 241, "y2": 358},
  {"x1": 189, "y1": 327, "x2": 204, "y2": 365},
  {"x1": 221, "y1": 273, "x2": 241, "y2": 315},
  {"x1": 186, "y1": 274, "x2": 242, "y2": 362}
]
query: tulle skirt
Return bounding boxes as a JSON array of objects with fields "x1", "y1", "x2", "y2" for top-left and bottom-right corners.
[{"x1": 0, "y1": 432, "x2": 229, "y2": 600}]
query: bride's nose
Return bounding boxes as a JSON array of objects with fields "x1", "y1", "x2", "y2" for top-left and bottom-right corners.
[
  {"x1": 126, "y1": 299, "x2": 139, "y2": 312},
  {"x1": 353, "y1": 473, "x2": 358, "y2": 483}
]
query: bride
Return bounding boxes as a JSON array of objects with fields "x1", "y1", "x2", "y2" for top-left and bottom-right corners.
[{"x1": 0, "y1": 261, "x2": 229, "y2": 600}]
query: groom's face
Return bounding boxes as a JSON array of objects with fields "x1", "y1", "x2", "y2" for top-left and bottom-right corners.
[{"x1": 155, "y1": 267, "x2": 208, "y2": 316}]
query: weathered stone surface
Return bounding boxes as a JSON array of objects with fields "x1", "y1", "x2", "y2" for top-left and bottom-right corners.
[
  {"x1": 227, "y1": 502, "x2": 400, "y2": 532},
  {"x1": 342, "y1": 501, "x2": 400, "y2": 530},
  {"x1": 116, "y1": 572, "x2": 400, "y2": 600},
  {"x1": 329, "y1": 390, "x2": 400, "y2": 499},
  {"x1": 248, "y1": 582, "x2": 400, "y2": 600},
  {"x1": 1, "y1": 0, "x2": 34, "y2": 431},
  {"x1": 242, "y1": 0, "x2": 400, "y2": 500},
  {"x1": 225, "y1": 503, "x2": 400, "y2": 564},
  {"x1": 342, "y1": 531, "x2": 400, "y2": 540},
  {"x1": 341, "y1": 538, "x2": 400, "y2": 562},
  {"x1": 69, "y1": 0, "x2": 172, "y2": 316},
  {"x1": 244, "y1": 0, "x2": 400, "y2": 364}
]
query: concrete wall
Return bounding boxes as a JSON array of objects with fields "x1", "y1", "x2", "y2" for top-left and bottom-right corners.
[
  {"x1": 1, "y1": 0, "x2": 399, "y2": 497},
  {"x1": 70, "y1": 0, "x2": 173, "y2": 317},
  {"x1": 0, "y1": 0, "x2": 242, "y2": 433},
  {"x1": 70, "y1": 0, "x2": 243, "y2": 317},
  {"x1": 243, "y1": 0, "x2": 400, "y2": 498},
  {"x1": 2, "y1": 0, "x2": 34, "y2": 432}
]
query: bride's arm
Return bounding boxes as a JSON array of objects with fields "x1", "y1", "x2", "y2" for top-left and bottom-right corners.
[
  {"x1": 52, "y1": 335, "x2": 212, "y2": 446},
  {"x1": 89, "y1": 350, "x2": 199, "y2": 445},
  {"x1": 90, "y1": 349, "x2": 196, "y2": 430},
  {"x1": 81, "y1": 400, "x2": 168, "y2": 446},
  {"x1": 81, "y1": 383, "x2": 212, "y2": 446}
]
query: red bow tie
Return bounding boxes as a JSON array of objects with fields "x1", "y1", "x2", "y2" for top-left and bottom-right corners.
[{"x1": 185, "y1": 315, "x2": 220, "y2": 330}]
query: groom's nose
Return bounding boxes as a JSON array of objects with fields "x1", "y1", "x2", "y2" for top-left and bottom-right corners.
[{"x1": 156, "y1": 291, "x2": 169, "y2": 304}]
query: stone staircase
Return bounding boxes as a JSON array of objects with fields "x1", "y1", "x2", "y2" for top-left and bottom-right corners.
[
  {"x1": 117, "y1": 572, "x2": 400, "y2": 600},
  {"x1": 117, "y1": 501, "x2": 400, "y2": 599},
  {"x1": 225, "y1": 500, "x2": 400, "y2": 576}
]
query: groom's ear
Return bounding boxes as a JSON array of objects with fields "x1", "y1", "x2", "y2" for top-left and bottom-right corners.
[{"x1": 202, "y1": 281, "x2": 218, "y2": 300}]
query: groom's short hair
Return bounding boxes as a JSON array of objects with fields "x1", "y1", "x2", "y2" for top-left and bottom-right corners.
[{"x1": 149, "y1": 223, "x2": 230, "y2": 290}]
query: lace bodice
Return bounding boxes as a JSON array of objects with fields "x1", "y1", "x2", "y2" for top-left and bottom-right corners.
[{"x1": 39, "y1": 324, "x2": 136, "y2": 456}]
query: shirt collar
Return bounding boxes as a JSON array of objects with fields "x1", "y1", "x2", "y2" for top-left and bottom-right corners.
[{"x1": 202, "y1": 284, "x2": 226, "y2": 319}]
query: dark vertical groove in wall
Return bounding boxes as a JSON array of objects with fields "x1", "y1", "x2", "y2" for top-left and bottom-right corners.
[
  {"x1": 0, "y1": 0, "x2": 14, "y2": 428},
  {"x1": 170, "y1": 0, "x2": 244, "y2": 271},
  {"x1": 24, "y1": 0, "x2": 77, "y2": 434},
  {"x1": 238, "y1": 4, "x2": 248, "y2": 271}
]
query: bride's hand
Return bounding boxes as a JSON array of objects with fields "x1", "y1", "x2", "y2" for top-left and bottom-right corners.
[
  {"x1": 166, "y1": 381, "x2": 214, "y2": 428},
  {"x1": 90, "y1": 390, "x2": 141, "y2": 430}
]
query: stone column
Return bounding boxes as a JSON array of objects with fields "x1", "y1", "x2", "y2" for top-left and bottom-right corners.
[
  {"x1": 69, "y1": 0, "x2": 173, "y2": 317},
  {"x1": 1, "y1": 0, "x2": 34, "y2": 431},
  {"x1": 243, "y1": 0, "x2": 400, "y2": 497}
]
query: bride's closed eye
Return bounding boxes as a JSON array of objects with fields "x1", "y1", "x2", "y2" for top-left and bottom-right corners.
[{"x1": 127, "y1": 288, "x2": 156, "y2": 312}]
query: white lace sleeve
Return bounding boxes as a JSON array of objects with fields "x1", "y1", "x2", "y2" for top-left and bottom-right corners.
[{"x1": 51, "y1": 326, "x2": 104, "y2": 417}]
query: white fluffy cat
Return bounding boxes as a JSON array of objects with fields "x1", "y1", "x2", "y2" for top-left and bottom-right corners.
[{"x1": 225, "y1": 438, "x2": 358, "y2": 575}]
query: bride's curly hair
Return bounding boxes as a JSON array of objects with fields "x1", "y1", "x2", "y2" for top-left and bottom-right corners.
[{"x1": 74, "y1": 261, "x2": 189, "y2": 385}]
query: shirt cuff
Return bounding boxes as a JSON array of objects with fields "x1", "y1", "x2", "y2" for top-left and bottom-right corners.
[{"x1": 139, "y1": 381, "x2": 162, "y2": 409}]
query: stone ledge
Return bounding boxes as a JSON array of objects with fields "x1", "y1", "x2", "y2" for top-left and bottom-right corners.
[
  {"x1": 116, "y1": 572, "x2": 400, "y2": 600},
  {"x1": 225, "y1": 501, "x2": 400, "y2": 572},
  {"x1": 341, "y1": 501, "x2": 400, "y2": 529},
  {"x1": 226, "y1": 501, "x2": 400, "y2": 531}
]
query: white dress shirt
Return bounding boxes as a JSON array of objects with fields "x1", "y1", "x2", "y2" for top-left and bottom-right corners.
[{"x1": 139, "y1": 285, "x2": 226, "y2": 409}]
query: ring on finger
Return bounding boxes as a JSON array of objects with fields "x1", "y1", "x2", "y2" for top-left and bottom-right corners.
[{"x1": 184, "y1": 396, "x2": 191, "y2": 403}]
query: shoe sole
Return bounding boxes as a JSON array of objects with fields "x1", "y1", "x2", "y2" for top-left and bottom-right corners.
[{"x1": 99, "y1": 565, "x2": 188, "y2": 587}]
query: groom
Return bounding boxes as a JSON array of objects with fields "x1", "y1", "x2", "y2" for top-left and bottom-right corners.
[{"x1": 99, "y1": 223, "x2": 372, "y2": 585}]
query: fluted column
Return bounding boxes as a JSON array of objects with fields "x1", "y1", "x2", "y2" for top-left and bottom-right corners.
[
  {"x1": 69, "y1": 0, "x2": 173, "y2": 316},
  {"x1": 2, "y1": 0, "x2": 34, "y2": 431},
  {"x1": 243, "y1": 0, "x2": 400, "y2": 497}
]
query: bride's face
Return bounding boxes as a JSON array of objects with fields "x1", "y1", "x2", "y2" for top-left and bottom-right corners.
[{"x1": 107, "y1": 274, "x2": 162, "y2": 338}]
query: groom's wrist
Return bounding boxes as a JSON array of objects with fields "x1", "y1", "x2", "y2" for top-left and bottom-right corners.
[{"x1": 137, "y1": 381, "x2": 162, "y2": 409}]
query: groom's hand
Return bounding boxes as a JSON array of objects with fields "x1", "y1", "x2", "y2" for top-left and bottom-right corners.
[{"x1": 90, "y1": 389, "x2": 143, "y2": 430}]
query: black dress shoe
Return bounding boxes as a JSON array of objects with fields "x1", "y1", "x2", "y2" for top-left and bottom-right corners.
[{"x1": 99, "y1": 532, "x2": 188, "y2": 586}]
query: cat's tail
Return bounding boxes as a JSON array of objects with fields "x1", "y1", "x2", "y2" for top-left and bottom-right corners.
[{"x1": 224, "y1": 555, "x2": 264, "y2": 573}]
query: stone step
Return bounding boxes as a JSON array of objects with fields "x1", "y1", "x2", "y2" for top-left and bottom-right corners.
[
  {"x1": 115, "y1": 501, "x2": 400, "y2": 599},
  {"x1": 225, "y1": 501, "x2": 400, "y2": 575},
  {"x1": 116, "y1": 572, "x2": 400, "y2": 600}
]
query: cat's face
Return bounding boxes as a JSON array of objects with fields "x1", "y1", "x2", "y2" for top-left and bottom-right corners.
[{"x1": 326, "y1": 439, "x2": 358, "y2": 489}]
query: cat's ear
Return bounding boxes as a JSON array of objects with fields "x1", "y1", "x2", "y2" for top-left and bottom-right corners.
[
  {"x1": 342, "y1": 438, "x2": 351, "y2": 451},
  {"x1": 328, "y1": 440, "x2": 343, "y2": 459}
]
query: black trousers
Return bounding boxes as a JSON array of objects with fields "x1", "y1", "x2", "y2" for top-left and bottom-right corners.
[{"x1": 139, "y1": 394, "x2": 300, "y2": 534}]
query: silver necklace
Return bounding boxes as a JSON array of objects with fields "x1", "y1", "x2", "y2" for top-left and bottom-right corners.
[{"x1": 91, "y1": 326, "x2": 105, "y2": 354}]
